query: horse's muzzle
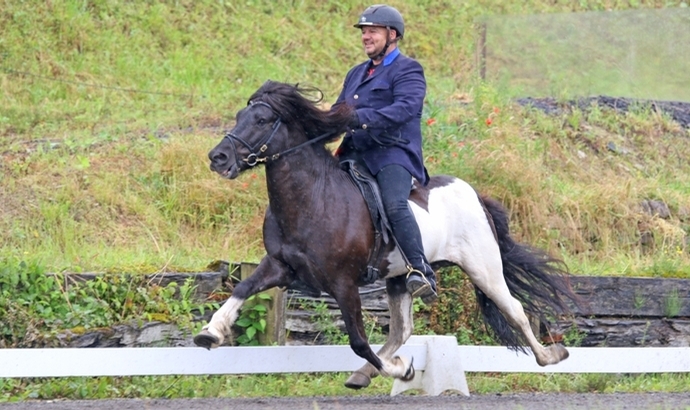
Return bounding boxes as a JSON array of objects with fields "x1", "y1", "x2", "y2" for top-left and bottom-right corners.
[
  {"x1": 209, "y1": 146, "x2": 240, "y2": 179},
  {"x1": 210, "y1": 162, "x2": 239, "y2": 179}
]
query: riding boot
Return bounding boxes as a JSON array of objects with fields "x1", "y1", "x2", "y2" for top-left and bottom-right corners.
[
  {"x1": 376, "y1": 164, "x2": 438, "y2": 304},
  {"x1": 389, "y1": 208, "x2": 438, "y2": 304}
]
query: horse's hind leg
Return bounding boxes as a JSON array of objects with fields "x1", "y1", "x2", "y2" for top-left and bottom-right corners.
[
  {"x1": 465, "y1": 254, "x2": 568, "y2": 366},
  {"x1": 194, "y1": 255, "x2": 291, "y2": 349},
  {"x1": 345, "y1": 276, "x2": 413, "y2": 389},
  {"x1": 334, "y1": 281, "x2": 414, "y2": 384}
]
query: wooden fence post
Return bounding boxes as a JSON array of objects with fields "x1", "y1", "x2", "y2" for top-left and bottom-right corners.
[
  {"x1": 476, "y1": 21, "x2": 487, "y2": 80},
  {"x1": 239, "y1": 262, "x2": 286, "y2": 346}
]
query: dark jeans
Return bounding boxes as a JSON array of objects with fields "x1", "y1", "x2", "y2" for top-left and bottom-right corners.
[{"x1": 376, "y1": 164, "x2": 429, "y2": 270}]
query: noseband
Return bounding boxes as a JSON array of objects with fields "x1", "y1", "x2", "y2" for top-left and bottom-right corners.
[{"x1": 222, "y1": 99, "x2": 339, "y2": 168}]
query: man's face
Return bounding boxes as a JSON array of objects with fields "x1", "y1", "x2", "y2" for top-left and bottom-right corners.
[{"x1": 361, "y1": 26, "x2": 395, "y2": 59}]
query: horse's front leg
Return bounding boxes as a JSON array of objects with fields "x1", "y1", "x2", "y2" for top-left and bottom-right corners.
[
  {"x1": 345, "y1": 276, "x2": 414, "y2": 389},
  {"x1": 335, "y1": 281, "x2": 414, "y2": 385},
  {"x1": 194, "y1": 256, "x2": 291, "y2": 349}
]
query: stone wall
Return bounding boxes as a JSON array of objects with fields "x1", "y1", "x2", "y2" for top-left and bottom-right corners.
[{"x1": 53, "y1": 265, "x2": 690, "y2": 348}]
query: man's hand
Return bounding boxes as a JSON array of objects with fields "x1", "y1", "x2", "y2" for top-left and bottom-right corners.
[{"x1": 348, "y1": 110, "x2": 360, "y2": 129}]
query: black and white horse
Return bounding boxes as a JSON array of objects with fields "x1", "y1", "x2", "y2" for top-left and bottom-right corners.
[{"x1": 194, "y1": 80, "x2": 579, "y2": 388}]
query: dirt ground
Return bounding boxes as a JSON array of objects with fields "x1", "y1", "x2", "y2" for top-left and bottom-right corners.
[
  {"x1": 2, "y1": 393, "x2": 690, "y2": 410},
  {"x1": 517, "y1": 96, "x2": 690, "y2": 129}
]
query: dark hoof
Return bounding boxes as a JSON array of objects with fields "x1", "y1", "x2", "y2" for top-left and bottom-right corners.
[
  {"x1": 194, "y1": 330, "x2": 219, "y2": 350},
  {"x1": 401, "y1": 357, "x2": 415, "y2": 382},
  {"x1": 344, "y1": 371, "x2": 371, "y2": 390},
  {"x1": 555, "y1": 343, "x2": 570, "y2": 361}
]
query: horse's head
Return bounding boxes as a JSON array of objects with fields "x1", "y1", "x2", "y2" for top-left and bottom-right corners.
[
  {"x1": 209, "y1": 80, "x2": 353, "y2": 179},
  {"x1": 208, "y1": 99, "x2": 283, "y2": 179}
]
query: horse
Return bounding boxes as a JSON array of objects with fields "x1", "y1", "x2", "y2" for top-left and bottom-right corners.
[{"x1": 194, "y1": 80, "x2": 580, "y2": 389}]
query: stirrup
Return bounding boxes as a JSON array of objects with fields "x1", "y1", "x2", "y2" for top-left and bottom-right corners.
[
  {"x1": 405, "y1": 268, "x2": 433, "y2": 298},
  {"x1": 405, "y1": 266, "x2": 436, "y2": 302},
  {"x1": 405, "y1": 266, "x2": 430, "y2": 283}
]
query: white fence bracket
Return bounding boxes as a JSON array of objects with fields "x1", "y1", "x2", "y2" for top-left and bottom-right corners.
[{"x1": 391, "y1": 335, "x2": 469, "y2": 397}]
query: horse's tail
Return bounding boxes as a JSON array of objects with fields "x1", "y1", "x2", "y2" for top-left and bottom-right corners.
[{"x1": 475, "y1": 195, "x2": 581, "y2": 352}]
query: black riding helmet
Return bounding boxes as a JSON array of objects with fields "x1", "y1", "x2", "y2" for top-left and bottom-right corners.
[{"x1": 353, "y1": 4, "x2": 405, "y2": 39}]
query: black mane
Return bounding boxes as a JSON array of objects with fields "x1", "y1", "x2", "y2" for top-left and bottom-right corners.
[{"x1": 249, "y1": 80, "x2": 352, "y2": 141}]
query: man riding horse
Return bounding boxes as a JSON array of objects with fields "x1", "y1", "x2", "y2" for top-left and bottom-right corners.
[{"x1": 332, "y1": 4, "x2": 438, "y2": 304}]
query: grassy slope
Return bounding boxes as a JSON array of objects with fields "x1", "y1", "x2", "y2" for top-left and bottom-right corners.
[{"x1": 1, "y1": 0, "x2": 689, "y2": 277}]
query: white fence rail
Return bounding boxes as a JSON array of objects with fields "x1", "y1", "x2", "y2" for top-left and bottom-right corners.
[{"x1": 3, "y1": 336, "x2": 690, "y2": 396}]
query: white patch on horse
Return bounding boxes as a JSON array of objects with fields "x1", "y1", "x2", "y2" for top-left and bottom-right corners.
[{"x1": 385, "y1": 178, "x2": 500, "y2": 277}]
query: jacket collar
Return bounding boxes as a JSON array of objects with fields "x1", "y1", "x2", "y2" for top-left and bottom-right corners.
[{"x1": 371, "y1": 47, "x2": 400, "y2": 67}]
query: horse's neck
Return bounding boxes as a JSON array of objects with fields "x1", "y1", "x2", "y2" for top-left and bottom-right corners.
[{"x1": 264, "y1": 150, "x2": 341, "y2": 224}]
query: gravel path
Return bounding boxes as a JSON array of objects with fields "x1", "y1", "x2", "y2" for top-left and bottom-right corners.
[{"x1": 2, "y1": 393, "x2": 690, "y2": 410}]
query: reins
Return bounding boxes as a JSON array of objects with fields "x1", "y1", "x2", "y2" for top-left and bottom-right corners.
[{"x1": 223, "y1": 100, "x2": 340, "y2": 167}]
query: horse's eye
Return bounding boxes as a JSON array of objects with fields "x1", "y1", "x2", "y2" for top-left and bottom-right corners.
[{"x1": 258, "y1": 118, "x2": 266, "y2": 126}]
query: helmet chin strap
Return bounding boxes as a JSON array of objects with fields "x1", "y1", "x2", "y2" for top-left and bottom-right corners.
[{"x1": 373, "y1": 27, "x2": 399, "y2": 61}]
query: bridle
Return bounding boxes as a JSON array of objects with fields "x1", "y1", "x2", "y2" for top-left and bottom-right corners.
[
  {"x1": 223, "y1": 100, "x2": 282, "y2": 167},
  {"x1": 222, "y1": 100, "x2": 339, "y2": 168}
]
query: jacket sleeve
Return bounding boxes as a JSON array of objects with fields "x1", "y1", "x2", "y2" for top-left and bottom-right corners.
[{"x1": 355, "y1": 59, "x2": 426, "y2": 134}]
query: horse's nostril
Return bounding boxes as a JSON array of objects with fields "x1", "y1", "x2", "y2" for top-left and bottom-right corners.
[{"x1": 209, "y1": 151, "x2": 228, "y2": 164}]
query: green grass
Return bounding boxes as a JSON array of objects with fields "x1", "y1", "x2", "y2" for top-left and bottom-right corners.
[
  {"x1": 484, "y1": 8, "x2": 690, "y2": 101},
  {"x1": 2, "y1": 0, "x2": 689, "y2": 275},
  {"x1": 5, "y1": 372, "x2": 690, "y2": 402},
  {"x1": 469, "y1": 372, "x2": 690, "y2": 394},
  {"x1": 2, "y1": 0, "x2": 690, "y2": 401},
  {"x1": 0, "y1": 374, "x2": 392, "y2": 402}
]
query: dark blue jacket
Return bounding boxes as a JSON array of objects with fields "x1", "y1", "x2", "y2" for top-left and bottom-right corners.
[{"x1": 334, "y1": 49, "x2": 429, "y2": 186}]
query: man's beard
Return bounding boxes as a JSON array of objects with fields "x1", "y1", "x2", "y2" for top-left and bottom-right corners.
[{"x1": 366, "y1": 45, "x2": 383, "y2": 59}]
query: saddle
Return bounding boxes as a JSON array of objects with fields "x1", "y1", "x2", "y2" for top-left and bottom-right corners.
[{"x1": 340, "y1": 159, "x2": 393, "y2": 285}]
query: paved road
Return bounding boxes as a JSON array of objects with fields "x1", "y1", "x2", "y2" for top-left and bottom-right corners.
[{"x1": 2, "y1": 393, "x2": 689, "y2": 410}]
